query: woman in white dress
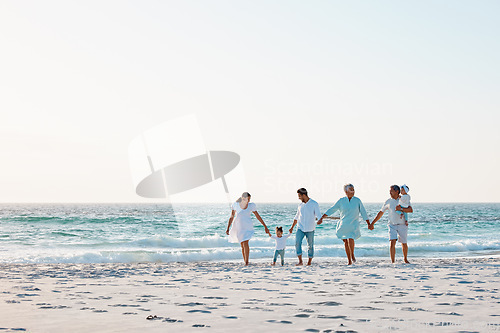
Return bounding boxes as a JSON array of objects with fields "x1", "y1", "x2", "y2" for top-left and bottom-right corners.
[{"x1": 226, "y1": 192, "x2": 270, "y2": 265}]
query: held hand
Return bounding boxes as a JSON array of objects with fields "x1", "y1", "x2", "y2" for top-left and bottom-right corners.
[
  {"x1": 395, "y1": 205, "x2": 402, "y2": 211},
  {"x1": 405, "y1": 221, "x2": 409, "y2": 226},
  {"x1": 317, "y1": 218, "x2": 323, "y2": 225},
  {"x1": 289, "y1": 228, "x2": 293, "y2": 234},
  {"x1": 264, "y1": 227, "x2": 270, "y2": 235},
  {"x1": 226, "y1": 229, "x2": 229, "y2": 235}
]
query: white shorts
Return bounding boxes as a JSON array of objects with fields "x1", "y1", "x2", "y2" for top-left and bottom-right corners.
[{"x1": 389, "y1": 224, "x2": 408, "y2": 243}]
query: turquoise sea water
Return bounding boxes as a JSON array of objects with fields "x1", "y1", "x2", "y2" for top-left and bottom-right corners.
[{"x1": 0, "y1": 203, "x2": 499, "y2": 263}]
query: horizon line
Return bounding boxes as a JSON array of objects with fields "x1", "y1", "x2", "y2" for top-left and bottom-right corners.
[{"x1": 1, "y1": 201, "x2": 499, "y2": 205}]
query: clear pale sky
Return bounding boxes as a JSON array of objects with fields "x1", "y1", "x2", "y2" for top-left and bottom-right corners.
[{"x1": 1, "y1": 1, "x2": 499, "y2": 203}]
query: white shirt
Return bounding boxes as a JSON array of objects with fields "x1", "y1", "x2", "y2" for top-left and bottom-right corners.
[
  {"x1": 270, "y1": 232, "x2": 292, "y2": 250},
  {"x1": 294, "y1": 199, "x2": 322, "y2": 232},
  {"x1": 380, "y1": 198, "x2": 405, "y2": 225},
  {"x1": 400, "y1": 194, "x2": 411, "y2": 208}
]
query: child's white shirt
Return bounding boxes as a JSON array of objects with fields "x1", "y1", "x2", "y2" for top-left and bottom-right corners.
[
  {"x1": 400, "y1": 194, "x2": 411, "y2": 208},
  {"x1": 270, "y1": 232, "x2": 292, "y2": 250}
]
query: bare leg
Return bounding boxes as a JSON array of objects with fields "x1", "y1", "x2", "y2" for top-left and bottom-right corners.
[
  {"x1": 307, "y1": 257, "x2": 312, "y2": 266},
  {"x1": 402, "y1": 243, "x2": 409, "y2": 263},
  {"x1": 348, "y1": 238, "x2": 356, "y2": 263},
  {"x1": 296, "y1": 254, "x2": 303, "y2": 266},
  {"x1": 243, "y1": 241, "x2": 250, "y2": 265},
  {"x1": 390, "y1": 240, "x2": 397, "y2": 263},
  {"x1": 240, "y1": 243, "x2": 245, "y2": 264},
  {"x1": 343, "y1": 239, "x2": 352, "y2": 265},
  {"x1": 240, "y1": 241, "x2": 250, "y2": 265}
]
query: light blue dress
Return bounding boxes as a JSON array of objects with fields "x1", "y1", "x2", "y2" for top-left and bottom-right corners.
[{"x1": 324, "y1": 196, "x2": 369, "y2": 240}]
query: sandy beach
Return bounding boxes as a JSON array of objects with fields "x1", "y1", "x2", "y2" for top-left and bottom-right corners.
[{"x1": 0, "y1": 257, "x2": 498, "y2": 332}]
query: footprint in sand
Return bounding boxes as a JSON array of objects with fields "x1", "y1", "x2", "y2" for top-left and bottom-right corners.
[
  {"x1": 187, "y1": 309, "x2": 211, "y2": 314},
  {"x1": 223, "y1": 316, "x2": 238, "y2": 319},
  {"x1": 435, "y1": 312, "x2": 462, "y2": 316},
  {"x1": 309, "y1": 301, "x2": 342, "y2": 306},
  {"x1": 176, "y1": 302, "x2": 205, "y2": 306},
  {"x1": 39, "y1": 305, "x2": 70, "y2": 309},
  {"x1": 317, "y1": 315, "x2": 347, "y2": 319},
  {"x1": 15, "y1": 294, "x2": 39, "y2": 298},
  {"x1": 109, "y1": 304, "x2": 141, "y2": 308},
  {"x1": 351, "y1": 306, "x2": 383, "y2": 311},
  {"x1": 163, "y1": 318, "x2": 183, "y2": 323},
  {"x1": 294, "y1": 314, "x2": 310, "y2": 318},
  {"x1": 322, "y1": 328, "x2": 357, "y2": 333},
  {"x1": 266, "y1": 320, "x2": 292, "y2": 324},
  {"x1": 400, "y1": 307, "x2": 428, "y2": 312}
]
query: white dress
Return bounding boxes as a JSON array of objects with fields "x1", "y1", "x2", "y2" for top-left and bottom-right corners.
[{"x1": 228, "y1": 202, "x2": 257, "y2": 243}]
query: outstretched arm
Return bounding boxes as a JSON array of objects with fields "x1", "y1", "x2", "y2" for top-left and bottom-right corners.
[
  {"x1": 253, "y1": 211, "x2": 270, "y2": 235},
  {"x1": 318, "y1": 199, "x2": 341, "y2": 225},
  {"x1": 317, "y1": 213, "x2": 328, "y2": 225},
  {"x1": 226, "y1": 210, "x2": 235, "y2": 235},
  {"x1": 370, "y1": 211, "x2": 384, "y2": 228},
  {"x1": 359, "y1": 201, "x2": 371, "y2": 227}
]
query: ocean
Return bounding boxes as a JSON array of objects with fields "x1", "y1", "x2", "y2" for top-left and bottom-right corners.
[{"x1": 0, "y1": 203, "x2": 499, "y2": 264}]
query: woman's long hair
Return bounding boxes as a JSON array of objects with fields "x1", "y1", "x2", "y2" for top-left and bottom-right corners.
[{"x1": 236, "y1": 192, "x2": 251, "y2": 203}]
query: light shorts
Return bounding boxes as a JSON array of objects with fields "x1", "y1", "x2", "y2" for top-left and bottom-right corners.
[{"x1": 389, "y1": 224, "x2": 408, "y2": 243}]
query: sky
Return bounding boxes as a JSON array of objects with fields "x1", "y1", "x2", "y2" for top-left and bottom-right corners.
[{"x1": 0, "y1": 1, "x2": 499, "y2": 203}]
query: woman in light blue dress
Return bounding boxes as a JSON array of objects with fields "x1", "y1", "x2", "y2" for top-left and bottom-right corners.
[{"x1": 317, "y1": 184, "x2": 370, "y2": 265}]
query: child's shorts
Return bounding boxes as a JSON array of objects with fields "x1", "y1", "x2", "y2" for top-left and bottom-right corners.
[{"x1": 389, "y1": 224, "x2": 408, "y2": 243}]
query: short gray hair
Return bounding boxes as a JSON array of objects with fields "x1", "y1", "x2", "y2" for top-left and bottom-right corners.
[{"x1": 344, "y1": 183, "x2": 354, "y2": 192}]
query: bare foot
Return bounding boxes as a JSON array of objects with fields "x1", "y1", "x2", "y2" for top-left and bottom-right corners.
[
  {"x1": 404, "y1": 259, "x2": 410, "y2": 264},
  {"x1": 307, "y1": 258, "x2": 313, "y2": 266},
  {"x1": 295, "y1": 262, "x2": 303, "y2": 266},
  {"x1": 347, "y1": 261, "x2": 352, "y2": 265},
  {"x1": 352, "y1": 258, "x2": 356, "y2": 264},
  {"x1": 271, "y1": 263, "x2": 276, "y2": 266}
]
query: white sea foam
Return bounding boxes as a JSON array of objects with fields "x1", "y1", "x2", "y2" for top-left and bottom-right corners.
[
  {"x1": 1, "y1": 238, "x2": 499, "y2": 264},
  {"x1": 1, "y1": 203, "x2": 499, "y2": 264}
]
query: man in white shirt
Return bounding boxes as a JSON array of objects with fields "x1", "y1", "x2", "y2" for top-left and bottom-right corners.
[
  {"x1": 289, "y1": 188, "x2": 322, "y2": 266},
  {"x1": 370, "y1": 185, "x2": 413, "y2": 264}
]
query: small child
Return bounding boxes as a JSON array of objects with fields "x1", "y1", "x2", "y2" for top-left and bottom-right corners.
[
  {"x1": 399, "y1": 184, "x2": 411, "y2": 226},
  {"x1": 269, "y1": 226, "x2": 292, "y2": 266}
]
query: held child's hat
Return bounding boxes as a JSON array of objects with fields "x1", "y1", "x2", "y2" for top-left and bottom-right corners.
[{"x1": 401, "y1": 184, "x2": 409, "y2": 193}]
